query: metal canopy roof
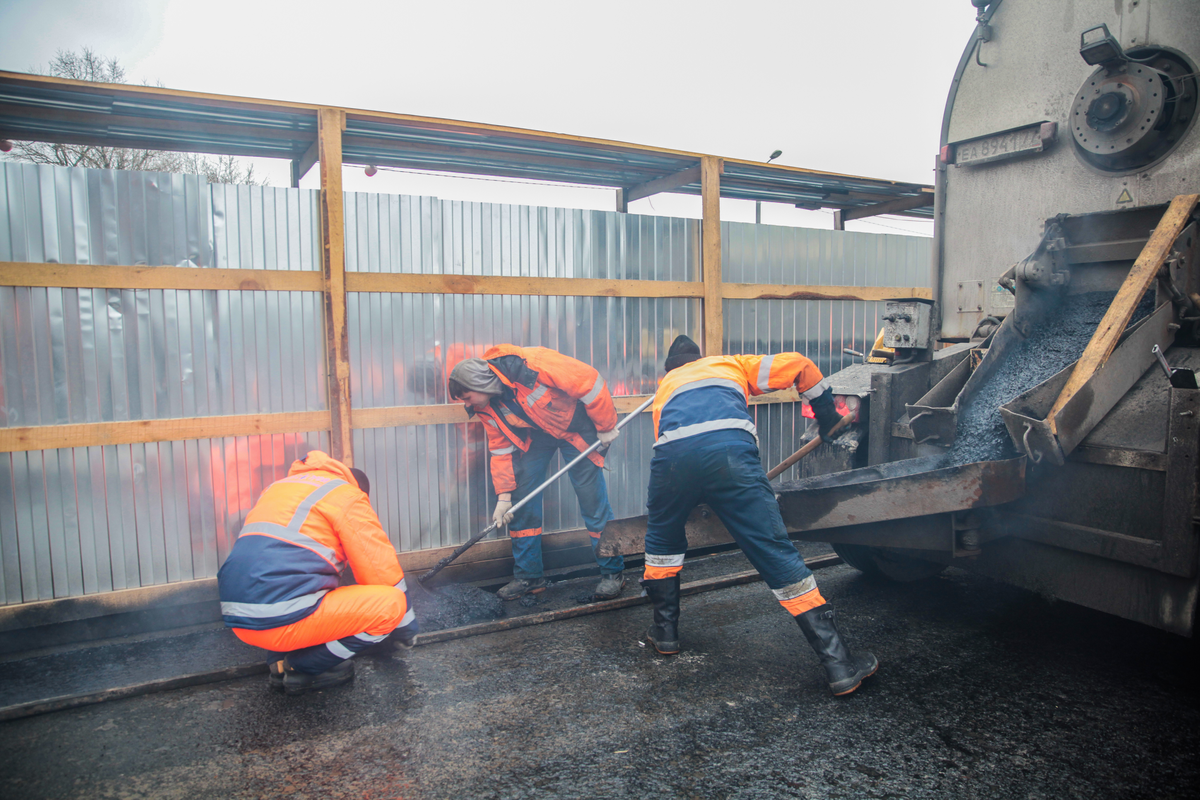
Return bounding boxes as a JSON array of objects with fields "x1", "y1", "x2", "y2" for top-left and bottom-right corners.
[{"x1": 0, "y1": 71, "x2": 933, "y2": 217}]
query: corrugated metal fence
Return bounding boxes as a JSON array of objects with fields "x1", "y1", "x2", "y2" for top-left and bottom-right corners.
[{"x1": 0, "y1": 162, "x2": 929, "y2": 604}]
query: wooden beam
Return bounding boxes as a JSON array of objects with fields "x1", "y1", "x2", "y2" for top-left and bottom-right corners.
[
  {"x1": 351, "y1": 395, "x2": 655, "y2": 431},
  {"x1": 833, "y1": 210, "x2": 846, "y2": 231},
  {"x1": 1047, "y1": 193, "x2": 1200, "y2": 432},
  {"x1": 0, "y1": 411, "x2": 329, "y2": 453},
  {"x1": 0, "y1": 263, "x2": 929, "y2": 306},
  {"x1": 720, "y1": 284, "x2": 932, "y2": 302},
  {"x1": 0, "y1": 262, "x2": 322, "y2": 292},
  {"x1": 701, "y1": 156, "x2": 724, "y2": 356},
  {"x1": 318, "y1": 107, "x2": 353, "y2": 466},
  {"x1": 292, "y1": 137, "x2": 320, "y2": 187},
  {"x1": 623, "y1": 164, "x2": 702, "y2": 204},
  {"x1": 612, "y1": 395, "x2": 655, "y2": 414},
  {"x1": 345, "y1": 273, "x2": 703, "y2": 298},
  {"x1": 838, "y1": 191, "x2": 935, "y2": 222},
  {"x1": 352, "y1": 404, "x2": 469, "y2": 430},
  {"x1": 615, "y1": 188, "x2": 627, "y2": 214},
  {"x1": 0, "y1": 392, "x2": 772, "y2": 451}
]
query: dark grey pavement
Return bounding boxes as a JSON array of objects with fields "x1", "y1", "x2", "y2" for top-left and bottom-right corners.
[{"x1": 2, "y1": 557, "x2": 1198, "y2": 800}]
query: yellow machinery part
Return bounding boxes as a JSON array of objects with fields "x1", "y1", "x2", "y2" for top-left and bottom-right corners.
[{"x1": 867, "y1": 328, "x2": 894, "y2": 364}]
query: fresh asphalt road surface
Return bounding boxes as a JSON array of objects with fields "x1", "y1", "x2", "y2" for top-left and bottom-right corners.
[{"x1": 2, "y1": 560, "x2": 1198, "y2": 800}]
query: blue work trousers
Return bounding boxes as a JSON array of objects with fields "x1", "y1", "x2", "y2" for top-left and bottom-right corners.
[
  {"x1": 508, "y1": 429, "x2": 623, "y2": 580},
  {"x1": 645, "y1": 430, "x2": 812, "y2": 590}
]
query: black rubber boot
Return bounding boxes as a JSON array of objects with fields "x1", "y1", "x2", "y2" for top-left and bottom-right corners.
[
  {"x1": 268, "y1": 657, "x2": 286, "y2": 693},
  {"x1": 795, "y1": 604, "x2": 878, "y2": 696},
  {"x1": 282, "y1": 658, "x2": 356, "y2": 696},
  {"x1": 641, "y1": 576, "x2": 681, "y2": 655}
]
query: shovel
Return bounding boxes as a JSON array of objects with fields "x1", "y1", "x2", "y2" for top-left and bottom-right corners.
[
  {"x1": 418, "y1": 395, "x2": 657, "y2": 585},
  {"x1": 765, "y1": 412, "x2": 855, "y2": 481}
]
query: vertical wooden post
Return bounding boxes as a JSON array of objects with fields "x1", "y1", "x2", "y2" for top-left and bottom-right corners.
[
  {"x1": 615, "y1": 188, "x2": 628, "y2": 214},
  {"x1": 700, "y1": 156, "x2": 724, "y2": 356},
  {"x1": 318, "y1": 107, "x2": 353, "y2": 466},
  {"x1": 832, "y1": 210, "x2": 845, "y2": 231}
]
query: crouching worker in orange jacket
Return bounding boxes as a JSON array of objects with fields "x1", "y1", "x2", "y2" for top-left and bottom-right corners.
[
  {"x1": 642, "y1": 336, "x2": 877, "y2": 696},
  {"x1": 448, "y1": 345, "x2": 626, "y2": 602},
  {"x1": 217, "y1": 450, "x2": 417, "y2": 695}
]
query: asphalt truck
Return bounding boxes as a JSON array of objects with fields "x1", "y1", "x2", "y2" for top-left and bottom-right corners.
[{"x1": 600, "y1": 0, "x2": 1200, "y2": 637}]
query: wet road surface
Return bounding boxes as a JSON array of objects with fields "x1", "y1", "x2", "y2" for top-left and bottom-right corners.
[{"x1": 2, "y1": 558, "x2": 1197, "y2": 799}]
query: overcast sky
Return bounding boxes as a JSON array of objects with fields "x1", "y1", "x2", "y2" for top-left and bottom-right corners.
[{"x1": 0, "y1": 0, "x2": 981, "y2": 236}]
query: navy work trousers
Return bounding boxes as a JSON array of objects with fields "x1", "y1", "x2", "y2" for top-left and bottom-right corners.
[
  {"x1": 508, "y1": 429, "x2": 623, "y2": 580},
  {"x1": 645, "y1": 429, "x2": 812, "y2": 590}
]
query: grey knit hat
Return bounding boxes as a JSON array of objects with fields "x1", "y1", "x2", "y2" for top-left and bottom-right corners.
[{"x1": 448, "y1": 357, "x2": 503, "y2": 397}]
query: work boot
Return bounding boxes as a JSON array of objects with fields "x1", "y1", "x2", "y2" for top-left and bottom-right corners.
[
  {"x1": 795, "y1": 604, "x2": 878, "y2": 696},
  {"x1": 281, "y1": 658, "x2": 356, "y2": 696},
  {"x1": 641, "y1": 576, "x2": 681, "y2": 655},
  {"x1": 391, "y1": 618, "x2": 420, "y2": 650},
  {"x1": 497, "y1": 576, "x2": 548, "y2": 601},
  {"x1": 593, "y1": 571, "x2": 626, "y2": 600},
  {"x1": 268, "y1": 658, "x2": 285, "y2": 693}
]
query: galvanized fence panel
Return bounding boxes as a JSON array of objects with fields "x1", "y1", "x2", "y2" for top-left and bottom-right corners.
[
  {"x1": 345, "y1": 192, "x2": 701, "y2": 550},
  {"x1": 0, "y1": 163, "x2": 327, "y2": 602},
  {"x1": 723, "y1": 221, "x2": 931, "y2": 480}
]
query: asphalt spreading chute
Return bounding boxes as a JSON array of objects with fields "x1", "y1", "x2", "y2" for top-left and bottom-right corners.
[{"x1": 943, "y1": 291, "x2": 1155, "y2": 465}]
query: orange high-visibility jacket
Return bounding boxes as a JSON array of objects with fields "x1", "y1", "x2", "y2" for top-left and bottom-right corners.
[
  {"x1": 218, "y1": 450, "x2": 406, "y2": 630},
  {"x1": 470, "y1": 345, "x2": 618, "y2": 494},
  {"x1": 652, "y1": 353, "x2": 828, "y2": 446}
]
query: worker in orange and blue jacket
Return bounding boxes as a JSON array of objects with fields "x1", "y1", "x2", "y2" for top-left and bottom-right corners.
[
  {"x1": 641, "y1": 335, "x2": 877, "y2": 696},
  {"x1": 448, "y1": 345, "x2": 626, "y2": 602},
  {"x1": 217, "y1": 450, "x2": 418, "y2": 695}
]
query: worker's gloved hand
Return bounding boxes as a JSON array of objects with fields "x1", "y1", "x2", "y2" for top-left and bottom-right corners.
[
  {"x1": 492, "y1": 498, "x2": 514, "y2": 527},
  {"x1": 597, "y1": 428, "x2": 619, "y2": 447},
  {"x1": 809, "y1": 388, "x2": 845, "y2": 441}
]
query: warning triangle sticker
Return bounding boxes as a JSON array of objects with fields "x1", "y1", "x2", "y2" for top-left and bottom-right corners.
[{"x1": 1116, "y1": 189, "x2": 1133, "y2": 204}]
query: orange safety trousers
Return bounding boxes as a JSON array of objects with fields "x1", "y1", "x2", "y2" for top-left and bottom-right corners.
[{"x1": 233, "y1": 584, "x2": 408, "y2": 653}]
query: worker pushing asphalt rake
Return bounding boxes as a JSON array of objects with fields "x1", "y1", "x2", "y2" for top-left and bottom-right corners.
[{"x1": 418, "y1": 395, "x2": 656, "y2": 588}]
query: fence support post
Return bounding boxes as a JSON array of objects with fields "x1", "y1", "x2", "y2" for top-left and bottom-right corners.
[
  {"x1": 318, "y1": 107, "x2": 354, "y2": 465},
  {"x1": 701, "y1": 156, "x2": 724, "y2": 356}
]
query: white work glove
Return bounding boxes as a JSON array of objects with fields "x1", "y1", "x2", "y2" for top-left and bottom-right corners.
[
  {"x1": 597, "y1": 428, "x2": 619, "y2": 447},
  {"x1": 492, "y1": 497, "x2": 514, "y2": 527}
]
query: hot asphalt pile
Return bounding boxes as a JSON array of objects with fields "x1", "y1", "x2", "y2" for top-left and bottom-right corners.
[
  {"x1": 943, "y1": 291, "x2": 1154, "y2": 465},
  {"x1": 405, "y1": 581, "x2": 506, "y2": 631}
]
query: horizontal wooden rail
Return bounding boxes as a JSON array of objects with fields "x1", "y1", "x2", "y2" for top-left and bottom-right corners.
[
  {"x1": 345, "y1": 272, "x2": 702, "y2": 298},
  {"x1": 352, "y1": 394, "x2": 656, "y2": 430},
  {"x1": 0, "y1": 392, "x2": 824, "y2": 451},
  {"x1": 0, "y1": 262, "x2": 323, "y2": 292},
  {"x1": 721, "y1": 283, "x2": 933, "y2": 302},
  {"x1": 0, "y1": 411, "x2": 329, "y2": 453},
  {"x1": 2, "y1": 262, "x2": 929, "y2": 305}
]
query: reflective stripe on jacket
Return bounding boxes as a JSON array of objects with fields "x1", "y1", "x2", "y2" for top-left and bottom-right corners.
[
  {"x1": 652, "y1": 354, "x2": 828, "y2": 447},
  {"x1": 472, "y1": 345, "x2": 617, "y2": 494},
  {"x1": 217, "y1": 450, "x2": 406, "y2": 630}
]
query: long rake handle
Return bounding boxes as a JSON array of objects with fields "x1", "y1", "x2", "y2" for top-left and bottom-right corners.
[{"x1": 765, "y1": 412, "x2": 854, "y2": 481}]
